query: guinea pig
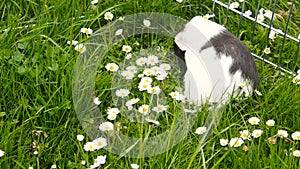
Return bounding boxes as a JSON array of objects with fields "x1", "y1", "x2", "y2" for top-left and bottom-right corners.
[{"x1": 174, "y1": 16, "x2": 259, "y2": 105}]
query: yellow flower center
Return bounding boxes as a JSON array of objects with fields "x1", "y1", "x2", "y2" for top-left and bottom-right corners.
[
  {"x1": 143, "y1": 108, "x2": 147, "y2": 112},
  {"x1": 89, "y1": 145, "x2": 94, "y2": 150},
  {"x1": 296, "y1": 135, "x2": 300, "y2": 139},
  {"x1": 295, "y1": 78, "x2": 300, "y2": 83},
  {"x1": 110, "y1": 66, "x2": 115, "y2": 71},
  {"x1": 97, "y1": 142, "x2": 103, "y2": 147}
]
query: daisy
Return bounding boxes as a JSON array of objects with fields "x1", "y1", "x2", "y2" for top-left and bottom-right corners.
[
  {"x1": 131, "y1": 164, "x2": 139, "y2": 169},
  {"x1": 147, "y1": 86, "x2": 161, "y2": 94},
  {"x1": 136, "y1": 57, "x2": 148, "y2": 66},
  {"x1": 267, "y1": 137, "x2": 277, "y2": 144},
  {"x1": 176, "y1": 0, "x2": 183, "y2": 3},
  {"x1": 80, "y1": 27, "x2": 93, "y2": 35},
  {"x1": 116, "y1": 88, "x2": 130, "y2": 98},
  {"x1": 67, "y1": 40, "x2": 78, "y2": 45},
  {"x1": 143, "y1": 68, "x2": 155, "y2": 76},
  {"x1": 140, "y1": 77, "x2": 153, "y2": 84},
  {"x1": 291, "y1": 131, "x2": 300, "y2": 141},
  {"x1": 252, "y1": 129, "x2": 263, "y2": 138},
  {"x1": 29, "y1": 167, "x2": 34, "y2": 169},
  {"x1": 51, "y1": 165, "x2": 57, "y2": 169},
  {"x1": 95, "y1": 155, "x2": 106, "y2": 165},
  {"x1": 115, "y1": 29, "x2": 123, "y2": 36},
  {"x1": 105, "y1": 63, "x2": 119, "y2": 72},
  {"x1": 159, "y1": 63, "x2": 171, "y2": 71},
  {"x1": 248, "y1": 117, "x2": 260, "y2": 125},
  {"x1": 277, "y1": 130, "x2": 288, "y2": 138},
  {"x1": 107, "y1": 108, "x2": 120, "y2": 115},
  {"x1": 244, "y1": 10, "x2": 252, "y2": 17},
  {"x1": 257, "y1": 14, "x2": 265, "y2": 23},
  {"x1": 150, "y1": 66, "x2": 161, "y2": 75},
  {"x1": 293, "y1": 150, "x2": 300, "y2": 157},
  {"x1": 107, "y1": 113, "x2": 117, "y2": 120},
  {"x1": 220, "y1": 139, "x2": 229, "y2": 146},
  {"x1": 121, "y1": 71, "x2": 134, "y2": 80},
  {"x1": 81, "y1": 160, "x2": 86, "y2": 165},
  {"x1": 125, "y1": 98, "x2": 140, "y2": 107},
  {"x1": 93, "y1": 137, "x2": 107, "y2": 149},
  {"x1": 169, "y1": 91, "x2": 180, "y2": 99},
  {"x1": 118, "y1": 16, "x2": 125, "y2": 21},
  {"x1": 33, "y1": 151, "x2": 38, "y2": 155},
  {"x1": 195, "y1": 126, "x2": 207, "y2": 135},
  {"x1": 83, "y1": 142, "x2": 97, "y2": 151},
  {"x1": 143, "y1": 19, "x2": 151, "y2": 27},
  {"x1": 264, "y1": 10, "x2": 275, "y2": 20},
  {"x1": 266, "y1": 119, "x2": 275, "y2": 126},
  {"x1": 138, "y1": 104, "x2": 149, "y2": 115},
  {"x1": 77, "y1": 134, "x2": 85, "y2": 141},
  {"x1": 229, "y1": 2, "x2": 239, "y2": 9},
  {"x1": 74, "y1": 44, "x2": 86, "y2": 53},
  {"x1": 202, "y1": 14, "x2": 215, "y2": 20},
  {"x1": 269, "y1": 30, "x2": 277, "y2": 41},
  {"x1": 122, "y1": 45, "x2": 132, "y2": 53},
  {"x1": 99, "y1": 122, "x2": 114, "y2": 131},
  {"x1": 242, "y1": 146, "x2": 249, "y2": 152},
  {"x1": 184, "y1": 109, "x2": 197, "y2": 113},
  {"x1": 264, "y1": 47, "x2": 271, "y2": 54},
  {"x1": 93, "y1": 97, "x2": 102, "y2": 105},
  {"x1": 147, "y1": 55, "x2": 159, "y2": 66},
  {"x1": 254, "y1": 89, "x2": 262, "y2": 96},
  {"x1": 156, "y1": 70, "x2": 168, "y2": 81},
  {"x1": 104, "y1": 12, "x2": 114, "y2": 20},
  {"x1": 152, "y1": 104, "x2": 168, "y2": 113},
  {"x1": 126, "y1": 66, "x2": 137, "y2": 74},
  {"x1": 239, "y1": 130, "x2": 251, "y2": 140},
  {"x1": 125, "y1": 53, "x2": 132, "y2": 59},
  {"x1": 229, "y1": 137, "x2": 244, "y2": 147},
  {"x1": 292, "y1": 75, "x2": 300, "y2": 85},
  {"x1": 0, "y1": 149, "x2": 4, "y2": 157},
  {"x1": 138, "y1": 82, "x2": 151, "y2": 91},
  {"x1": 145, "y1": 118, "x2": 160, "y2": 125},
  {"x1": 91, "y1": 0, "x2": 98, "y2": 5}
]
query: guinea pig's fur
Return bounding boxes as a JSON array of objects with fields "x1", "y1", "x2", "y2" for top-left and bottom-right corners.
[{"x1": 174, "y1": 16, "x2": 258, "y2": 105}]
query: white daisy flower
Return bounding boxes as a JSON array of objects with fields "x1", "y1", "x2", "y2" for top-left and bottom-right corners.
[
  {"x1": 77, "y1": 134, "x2": 85, "y2": 141},
  {"x1": 131, "y1": 164, "x2": 139, "y2": 169},
  {"x1": 29, "y1": 167, "x2": 34, "y2": 169},
  {"x1": 118, "y1": 16, "x2": 125, "y2": 21},
  {"x1": 293, "y1": 150, "x2": 300, "y2": 157},
  {"x1": 93, "y1": 137, "x2": 107, "y2": 149},
  {"x1": 291, "y1": 131, "x2": 300, "y2": 141},
  {"x1": 126, "y1": 66, "x2": 137, "y2": 74},
  {"x1": 229, "y1": 2, "x2": 239, "y2": 9},
  {"x1": 143, "y1": 68, "x2": 154, "y2": 76},
  {"x1": 229, "y1": 137, "x2": 244, "y2": 147},
  {"x1": 138, "y1": 82, "x2": 151, "y2": 91},
  {"x1": 147, "y1": 55, "x2": 159, "y2": 66},
  {"x1": 81, "y1": 160, "x2": 86, "y2": 165},
  {"x1": 33, "y1": 151, "x2": 38, "y2": 155},
  {"x1": 264, "y1": 47, "x2": 271, "y2": 54},
  {"x1": 67, "y1": 40, "x2": 78, "y2": 45},
  {"x1": 138, "y1": 104, "x2": 149, "y2": 115},
  {"x1": 93, "y1": 97, "x2": 102, "y2": 105},
  {"x1": 90, "y1": 163, "x2": 100, "y2": 169},
  {"x1": 140, "y1": 77, "x2": 153, "y2": 84},
  {"x1": 159, "y1": 63, "x2": 171, "y2": 71},
  {"x1": 115, "y1": 29, "x2": 123, "y2": 36},
  {"x1": 116, "y1": 88, "x2": 130, "y2": 98},
  {"x1": 125, "y1": 98, "x2": 140, "y2": 107},
  {"x1": 91, "y1": 0, "x2": 98, "y2": 5},
  {"x1": 150, "y1": 66, "x2": 161, "y2": 75},
  {"x1": 248, "y1": 117, "x2": 260, "y2": 125},
  {"x1": 107, "y1": 113, "x2": 117, "y2": 120},
  {"x1": 99, "y1": 122, "x2": 114, "y2": 131},
  {"x1": 0, "y1": 149, "x2": 4, "y2": 157},
  {"x1": 277, "y1": 130, "x2": 289, "y2": 138},
  {"x1": 121, "y1": 70, "x2": 134, "y2": 80},
  {"x1": 122, "y1": 45, "x2": 132, "y2": 53},
  {"x1": 125, "y1": 53, "x2": 132, "y2": 59},
  {"x1": 184, "y1": 109, "x2": 197, "y2": 113},
  {"x1": 105, "y1": 63, "x2": 119, "y2": 72},
  {"x1": 136, "y1": 57, "x2": 148, "y2": 66},
  {"x1": 195, "y1": 126, "x2": 207, "y2": 135},
  {"x1": 239, "y1": 130, "x2": 251, "y2": 140},
  {"x1": 169, "y1": 91, "x2": 180, "y2": 99},
  {"x1": 80, "y1": 27, "x2": 93, "y2": 35},
  {"x1": 147, "y1": 86, "x2": 161, "y2": 94},
  {"x1": 152, "y1": 104, "x2": 167, "y2": 113},
  {"x1": 51, "y1": 165, "x2": 57, "y2": 169},
  {"x1": 156, "y1": 70, "x2": 168, "y2": 80},
  {"x1": 145, "y1": 118, "x2": 160, "y2": 125},
  {"x1": 83, "y1": 142, "x2": 97, "y2": 151},
  {"x1": 264, "y1": 10, "x2": 275, "y2": 20},
  {"x1": 143, "y1": 19, "x2": 151, "y2": 27},
  {"x1": 252, "y1": 129, "x2": 263, "y2": 138},
  {"x1": 176, "y1": 0, "x2": 183, "y2": 3},
  {"x1": 257, "y1": 14, "x2": 265, "y2": 23},
  {"x1": 202, "y1": 14, "x2": 215, "y2": 20},
  {"x1": 107, "y1": 108, "x2": 120, "y2": 115},
  {"x1": 254, "y1": 89, "x2": 262, "y2": 96},
  {"x1": 74, "y1": 44, "x2": 86, "y2": 53},
  {"x1": 104, "y1": 11, "x2": 114, "y2": 20},
  {"x1": 220, "y1": 139, "x2": 229, "y2": 146},
  {"x1": 95, "y1": 155, "x2": 106, "y2": 165},
  {"x1": 266, "y1": 119, "x2": 275, "y2": 126},
  {"x1": 269, "y1": 30, "x2": 277, "y2": 40},
  {"x1": 292, "y1": 75, "x2": 300, "y2": 85}
]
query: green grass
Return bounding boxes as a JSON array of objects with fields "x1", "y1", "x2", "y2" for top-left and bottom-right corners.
[{"x1": 1, "y1": 0, "x2": 300, "y2": 168}]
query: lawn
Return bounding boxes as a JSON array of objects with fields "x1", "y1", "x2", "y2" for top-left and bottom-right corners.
[{"x1": 0, "y1": 0, "x2": 300, "y2": 168}]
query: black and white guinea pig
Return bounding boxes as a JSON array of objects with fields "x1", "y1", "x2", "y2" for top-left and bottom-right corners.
[{"x1": 174, "y1": 16, "x2": 258, "y2": 105}]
